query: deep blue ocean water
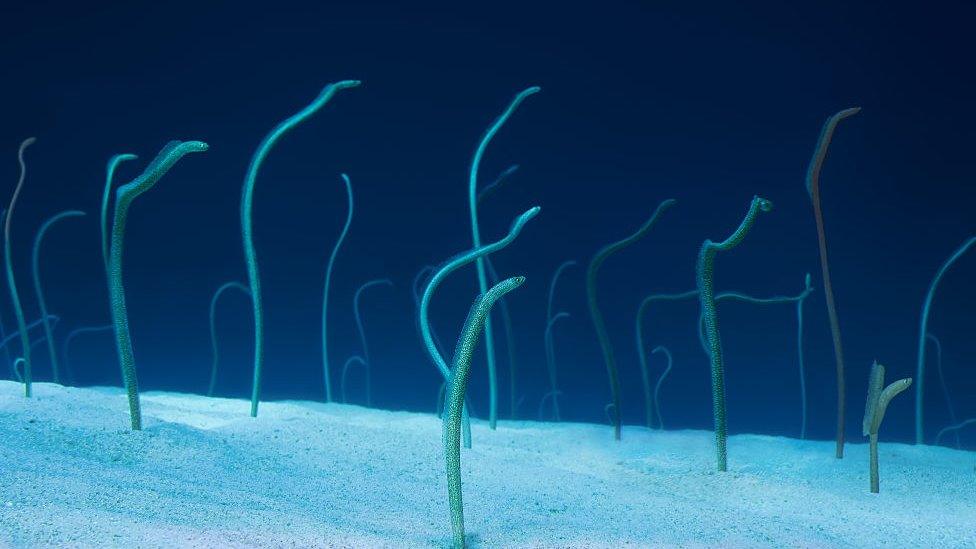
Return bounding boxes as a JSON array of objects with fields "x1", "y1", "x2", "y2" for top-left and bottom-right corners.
[{"x1": 1, "y1": 0, "x2": 973, "y2": 447}]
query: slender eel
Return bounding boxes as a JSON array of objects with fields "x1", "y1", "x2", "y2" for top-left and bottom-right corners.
[
  {"x1": 0, "y1": 312, "x2": 9, "y2": 379},
  {"x1": 806, "y1": 107, "x2": 859, "y2": 458},
  {"x1": 926, "y1": 333, "x2": 959, "y2": 448},
  {"x1": 467, "y1": 87, "x2": 540, "y2": 430},
  {"x1": 242, "y1": 80, "x2": 360, "y2": 417},
  {"x1": 588, "y1": 198, "x2": 676, "y2": 440},
  {"x1": 421, "y1": 207, "x2": 539, "y2": 447},
  {"x1": 6, "y1": 138, "x2": 36, "y2": 396},
  {"x1": 914, "y1": 236, "x2": 976, "y2": 443},
  {"x1": 0, "y1": 210, "x2": 12, "y2": 373},
  {"x1": 109, "y1": 140, "x2": 208, "y2": 430},
  {"x1": 651, "y1": 346, "x2": 673, "y2": 429},
  {"x1": 796, "y1": 274, "x2": 813, "y2": 439},
  {"x1": 935, "y1": 418, "x2": 976, "y2": 446},
  {"x1": 543, "y1": 312, "x2": 570, "y2": 421},
  {"x1": 538, "y1": 390, "x2": 564, "y2": 421},
  {"x1": 697, "y1": 196, "x2": 772, "y2": 471},
  {"x1": 353, "y1": 278, "x2": 392, "y2": 406},
  {"x1": 863, "y1": 361, "x2": 912, "y2": 493},
  {"x1": 12, "y1": 358, "x2": 25, "y2": 383},
  {"x1": 444, "y1": 276, "x2": 525, "y2": 549},
  {"x1": 208, "y1": 281, "x2": 251, "y2": 396},
  {"x1": 544, "y1": 260, "x2": 576, "y2": 421},
  {"x1": 99, "y1": 156, "x2": 137, "y2": 379},
  {"x1": 11, "y1": 327, "x2": 58, "y2": 381},
  {"x1": 341, "y1": 355, "x2": 367, "y2": 404},
  {"x1": 32, "y1": 210, "x2": 86, "y2": 384},
  {"x1": 635, "y1": 290, "x2": 698, "y2": 428},
  {"x1": 322, "y1": 173, "x2": 357, "y2": 404}
]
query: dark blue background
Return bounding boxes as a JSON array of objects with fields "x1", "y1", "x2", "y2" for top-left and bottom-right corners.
[{"x1": 1, "y1": 1, "x2": 973, "y2": 446}]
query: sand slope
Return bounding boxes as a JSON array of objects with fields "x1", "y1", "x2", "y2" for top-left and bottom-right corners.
[{"x1": 0, "y1": 381, "x2": 973, "y2": 548}]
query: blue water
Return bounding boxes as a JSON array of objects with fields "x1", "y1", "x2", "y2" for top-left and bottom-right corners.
[{"x1": 2, "y1": 0, "x2": 974, "y2": 452}]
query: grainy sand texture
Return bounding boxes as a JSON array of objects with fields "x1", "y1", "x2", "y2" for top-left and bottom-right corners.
[{"x1": 1, "y1": 381, "x2": 973, "y2": 548}]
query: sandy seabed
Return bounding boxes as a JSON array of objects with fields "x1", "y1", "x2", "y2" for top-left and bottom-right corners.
[{"x1": 0, "y1": 380, "x2": 973, "y2": 548}]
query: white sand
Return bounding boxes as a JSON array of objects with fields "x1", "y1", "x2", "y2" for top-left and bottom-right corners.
[{"x1": 1, "y1": 380, "x2": 973, "y2": 548}]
